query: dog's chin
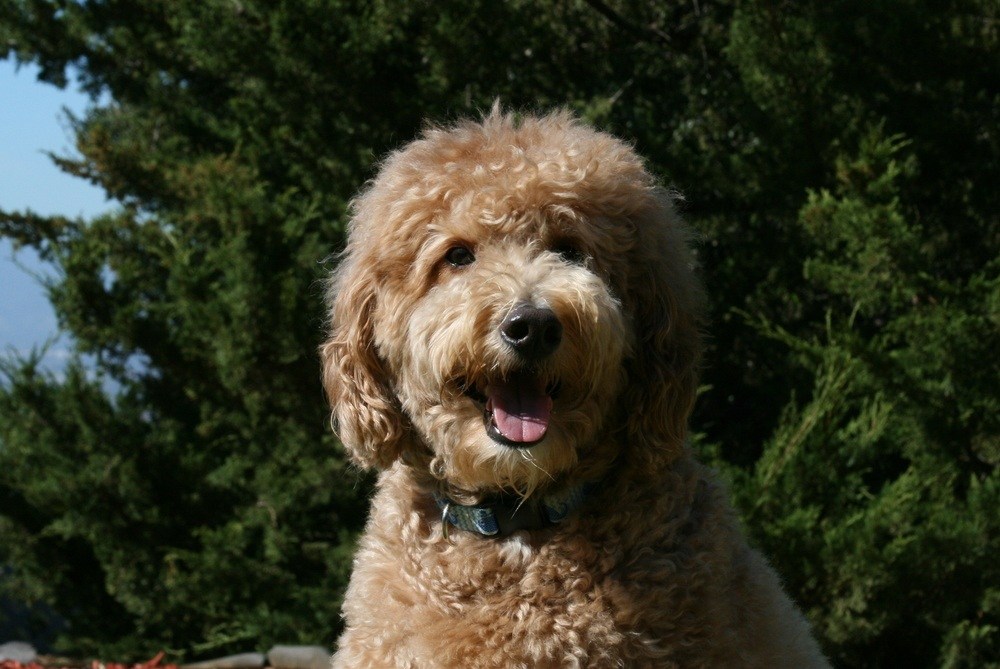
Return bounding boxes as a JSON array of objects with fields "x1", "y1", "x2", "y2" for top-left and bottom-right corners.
[{"x1": 455, "y1": 425, "x2": 578, "y2": 498}]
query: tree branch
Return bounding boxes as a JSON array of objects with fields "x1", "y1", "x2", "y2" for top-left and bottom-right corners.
[{"x1": 582, "y1": 0, "x2": 672, "y2": 46}]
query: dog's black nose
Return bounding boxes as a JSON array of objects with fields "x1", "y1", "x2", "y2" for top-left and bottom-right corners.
[{"x1": 500, "y1": 304, "x2": 562, "y2": 360}]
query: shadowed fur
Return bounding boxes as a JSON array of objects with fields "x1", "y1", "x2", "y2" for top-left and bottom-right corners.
[{"x1": 321, "y1": 109, "x2": 829, "y2": 668}]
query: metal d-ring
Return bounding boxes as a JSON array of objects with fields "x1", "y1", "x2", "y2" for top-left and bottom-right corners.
[{"x1": 441, "y1": 502, "x2": 454, "y2": 543}]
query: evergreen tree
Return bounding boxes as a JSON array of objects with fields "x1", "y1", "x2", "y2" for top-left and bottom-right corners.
[
  {"x1": 716, "y1": 4, "x2": 999, "y2": 665},
  {"x1": 1, "y1": 0, "x2": 996, "y2": 665}
]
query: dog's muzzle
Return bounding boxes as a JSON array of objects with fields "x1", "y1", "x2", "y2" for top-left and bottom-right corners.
[{"x1": 476, "y1": 303, "x2": 563, "y2": 447}]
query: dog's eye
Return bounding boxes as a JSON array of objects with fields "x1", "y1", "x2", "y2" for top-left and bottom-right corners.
[
  {"x1": 445, "y1": 245, "x2": 476, "y2": 267},
  {"x1": 552, "y1": 242, "x2": 585, "y2": 264}
]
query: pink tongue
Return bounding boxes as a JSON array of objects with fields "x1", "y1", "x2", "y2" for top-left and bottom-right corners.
[{"x1": 486, "y1": 374, "x2": 553, "y2": 443}]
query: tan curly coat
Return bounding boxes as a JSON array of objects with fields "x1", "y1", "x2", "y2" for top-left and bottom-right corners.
[{"x1": 321, "y1": 109, "x2": 829, "y2": 668}]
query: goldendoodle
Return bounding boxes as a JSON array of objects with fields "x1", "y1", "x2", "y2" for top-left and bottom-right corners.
[{"x1": 321, "y1": 109, "x2": 829, "y2": 668}]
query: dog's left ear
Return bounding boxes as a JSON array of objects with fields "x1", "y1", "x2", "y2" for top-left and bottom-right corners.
[
  {"x1": 320, "y1": 252, "x2": 410, "y2": 470},
  {"x1": 621, "y1": 193, "x2": 703, "y2": 461}
]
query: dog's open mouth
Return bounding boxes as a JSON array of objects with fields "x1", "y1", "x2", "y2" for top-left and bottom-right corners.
[{"x1": 461, "y1": 372, "x2": 559, "y2": 448}]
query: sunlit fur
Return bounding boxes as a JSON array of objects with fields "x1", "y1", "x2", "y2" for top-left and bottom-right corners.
[{"x1": 321, "y1": 109, "x2": 830, "y2": 667}]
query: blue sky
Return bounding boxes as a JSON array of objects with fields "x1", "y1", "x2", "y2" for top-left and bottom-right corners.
[{"x1": 0, "y1": 59, "x2": 112, "y2": 369}]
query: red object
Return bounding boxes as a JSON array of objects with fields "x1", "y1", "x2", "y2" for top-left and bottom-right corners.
[{"x1": 1, "y1": 653, "x2": 178, "y2": 669}]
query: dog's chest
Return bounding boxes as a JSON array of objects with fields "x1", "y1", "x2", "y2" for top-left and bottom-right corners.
[
  {"x1": 384, "y1": 529, "x2": 719, "y2": 667},
  {"x1": 431, "y1": 532, "x2": 608, "y2": 609}
]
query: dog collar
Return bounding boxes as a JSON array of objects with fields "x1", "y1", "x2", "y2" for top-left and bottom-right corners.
[{"x1": 433, "y1": 482, "x2": 592, "y2": 539}]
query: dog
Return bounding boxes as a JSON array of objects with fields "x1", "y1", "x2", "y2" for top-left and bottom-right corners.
[{"x1": 321, "y1": 109, "x2": 829, "y2": 668}]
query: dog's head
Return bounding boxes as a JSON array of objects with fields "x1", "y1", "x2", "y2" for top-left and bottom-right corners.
[{"x1": 321, "y1": 110, "x2": 701, "y2": 498}]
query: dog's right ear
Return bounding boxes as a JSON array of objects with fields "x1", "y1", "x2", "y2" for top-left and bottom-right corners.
[
  {"x1": 320, "y1": 253, "x2": 408, "y2": 470},
  {"x1": 620, "y1": 192, "x2": 704, "y2": 464}
]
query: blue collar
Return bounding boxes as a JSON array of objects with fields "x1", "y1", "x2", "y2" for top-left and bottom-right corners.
[{"x1": 433, "y1": 482, "x2": 592, "y2": 538}]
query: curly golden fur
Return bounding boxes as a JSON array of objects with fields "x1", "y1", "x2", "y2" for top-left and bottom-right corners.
[{"x1": 321, "y1": 109, "x2": 829, "y2": 668}]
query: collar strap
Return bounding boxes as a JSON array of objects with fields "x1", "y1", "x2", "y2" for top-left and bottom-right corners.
[{"x1": 433, "y1": 482, "x2": 592, "y2": 538}]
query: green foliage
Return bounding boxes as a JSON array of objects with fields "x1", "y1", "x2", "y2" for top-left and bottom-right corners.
[
  {"x1": 1, "y1": 0, "x2": 997, "y2": 666},
  {"x1": 730, "y1": 103, "x2": 998, "y2": 668}
]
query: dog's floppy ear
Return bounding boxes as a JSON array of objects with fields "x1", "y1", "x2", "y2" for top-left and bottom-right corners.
[
  {"x1": 320, "y1": 252, "x2": 408, "y2": 469},
  {"x1": 621, "y1": 193, "x2": 703, "y2": 462}
]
